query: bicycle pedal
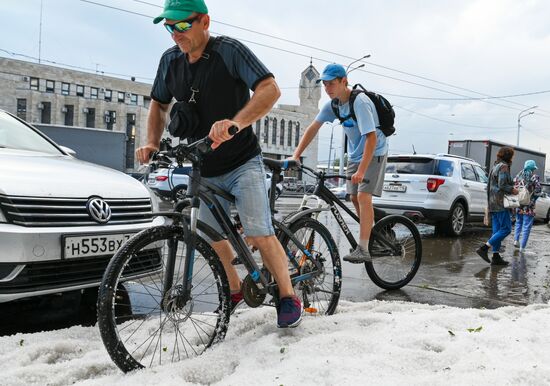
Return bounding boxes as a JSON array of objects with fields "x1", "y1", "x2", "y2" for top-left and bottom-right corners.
[{"x1": 304, "y1": 307, "x2": 318, "y2": 314}]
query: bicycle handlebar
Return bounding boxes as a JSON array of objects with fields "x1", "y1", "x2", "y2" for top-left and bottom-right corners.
[
  {"x1": 299, "y1": 164, "x2": 350, "y2": 181},
  {"x1": 150, "y1": 126, "x2": 238, "y2": 164}
]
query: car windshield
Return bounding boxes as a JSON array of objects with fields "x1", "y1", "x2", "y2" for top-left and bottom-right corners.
[
  {"x1": 0, "y1": 112, "x2": 61, "y2": 154},
  {"x1": 386, "y1": 157, "x2": 454, "y2": 176}
]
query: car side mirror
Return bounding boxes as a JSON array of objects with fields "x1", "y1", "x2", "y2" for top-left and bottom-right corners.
[{"x1": 59, "y1": 145, "x2": 77, "y2": 157}]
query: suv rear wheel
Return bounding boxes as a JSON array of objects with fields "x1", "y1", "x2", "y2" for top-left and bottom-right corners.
[
  {"x1": 437, "y1": 202, "x2": 466, "y2": 236},
  {"x1": 171, "y1": 184, "x2": 187, "y2": 202}
]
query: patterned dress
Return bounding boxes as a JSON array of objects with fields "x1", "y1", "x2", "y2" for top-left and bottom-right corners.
[{"x1": 514, "y1": 170, "x2": 542, "y2": 217}]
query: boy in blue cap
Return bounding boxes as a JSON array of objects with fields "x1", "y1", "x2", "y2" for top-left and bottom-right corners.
[{"x1": 291, "y1": 63, "x2": 388, "y2": 263}]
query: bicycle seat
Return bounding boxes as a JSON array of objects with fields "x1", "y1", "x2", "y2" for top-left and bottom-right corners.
[{"x1": 263, "y1": 158, "x2": 300, "y2": 172}]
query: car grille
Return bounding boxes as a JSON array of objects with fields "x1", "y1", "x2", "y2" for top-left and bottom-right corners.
[
  {"x1": 0, "y1": 250, "x2": 162, "y2": 294},
  {"x1": 0, "y1": 195, "x2": 153, "y2": 227}
]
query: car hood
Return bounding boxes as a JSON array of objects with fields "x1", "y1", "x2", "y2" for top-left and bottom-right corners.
[{"x1": 0, "y1": 150, "x2": 149, "y2": 198}]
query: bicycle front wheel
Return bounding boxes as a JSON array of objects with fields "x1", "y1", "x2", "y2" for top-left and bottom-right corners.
[
  {"x1": 97, "y1": 225, "x2": 230, "y2": 373},
  {"x1": 366, "y1": 215, "x2": 422, "y2": 290},
  {"x1": 280, "y1": 217, "x2": 342, "y2": 315}
]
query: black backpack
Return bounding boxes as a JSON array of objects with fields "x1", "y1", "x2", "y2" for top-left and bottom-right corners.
[{"x1": 331, "y1": 84, "x2": 395, "y2": 137}]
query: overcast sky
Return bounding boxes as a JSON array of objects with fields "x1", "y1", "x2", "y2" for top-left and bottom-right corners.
[{"x1": 1, "y1": 0, "x2": 549, "y2": 170}]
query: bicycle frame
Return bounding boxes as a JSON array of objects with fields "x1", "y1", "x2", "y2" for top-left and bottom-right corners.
[
  {"x1": 295, "y1": 168, "x2": 401, "y2": 255},
  {"x1": 162, "y1": 159, "x2": 323, "y2": 306}
]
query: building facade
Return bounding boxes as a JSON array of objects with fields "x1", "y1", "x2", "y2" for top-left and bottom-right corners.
[
  {"x1": 254, "y1": 64, "x2": 322, "y2": 178},
  {"x1": 0, "y1": 57, "x2": 320, "y2": 173}
]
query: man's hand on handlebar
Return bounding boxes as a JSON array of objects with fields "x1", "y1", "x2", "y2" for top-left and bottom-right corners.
[
  {"x1": 136, "y1": 143, "x2": 160, "y2": 164},
  {"x1": 209, "y1": 119, "x2": 240, "y2": 149}
]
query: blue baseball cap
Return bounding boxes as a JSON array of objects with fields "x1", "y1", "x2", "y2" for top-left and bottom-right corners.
[
  {"x1": 524, "y1": 160, "x2": 538, "y2": 171},
  {"x1": 316, "y1": 63, "x2": 347, "y2": 83}
]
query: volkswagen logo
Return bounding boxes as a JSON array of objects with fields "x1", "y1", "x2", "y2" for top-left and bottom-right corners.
[{"x1": 86, "y1": 197, "x2": 112, "y2": 224}]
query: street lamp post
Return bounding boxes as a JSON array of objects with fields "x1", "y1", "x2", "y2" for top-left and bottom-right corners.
[
  {"x1": 517, "y1": 106, "x2": 537, "y2": 147},
  {"x1": 327, "y1": 122, "x2": 336, "y2": 173}
]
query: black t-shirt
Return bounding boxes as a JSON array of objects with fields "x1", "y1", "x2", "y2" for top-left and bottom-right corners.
[{"x1": 151, "y1": 36, "x2": 273, "y2": 177}]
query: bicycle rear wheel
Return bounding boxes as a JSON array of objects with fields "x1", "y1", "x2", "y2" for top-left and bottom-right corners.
[
  {"x1": 97, "y1": 225, "x2": 230, "y2": 373},
  {"x1": 280, "y1": 218, "x2": 341, "y2": 315},
  {"x1": 366, "y1": 215, "x2": 422, "y2": 290}
]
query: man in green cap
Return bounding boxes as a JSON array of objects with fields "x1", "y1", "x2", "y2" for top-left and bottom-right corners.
[{"x1": 136, "y1": 0, "x2": 303, "y2": 328}]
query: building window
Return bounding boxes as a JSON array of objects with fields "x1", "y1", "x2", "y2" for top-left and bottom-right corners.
[
  {"x1": 255, "y1": 120, "x2": 261, "y2": 138},
  {"x1": 295, "y1": 122, "x2": 300, "y2": 147},
  {"x1": 63, "y1": 105, "x2": 74, "y2": 126},
  {"x1": 126, "y1": 113, "x2": 137, "y2": 170},
  {"x1": 287, "y1": 121, "x2": 293, "y2": 146},
  {"x1": 272, "y1": 118, "x2": 277, "y2": 145},
  {"x1": 61, "y1": 82, "x2": 70, "y2": 95},
  {"x1": 30, "y1": 77, "x2": 39, "y2": 91},
  {"x1": 118, "y1": 91, "x2": 125, "y2": 102},
  {"x1": 86, "y1": 108, "x2": 95, "y2": 128},
  {"x1": 45, "y1": 80, "x2": 55, "y2": 93},
  {"x1": 263, "y1": 117, "x2": 269, "y2": 144},
  {"x1": 130, "y1": 94, "x2": 138, "y2": 105},
  {"x1": 16, "y1": 98, "x2": 27, "y2": 120},
  {"x1": 40, "y1": 102, "x2": 51, "y2": 124},
  {"x1": 90, "y1": 87, "x2": 98, "y2": 99},
  {"x1": 280, "y1": 119, "x2": 285, "y2": 146},
  {"x1": 105, "y1": 110, "x2": 116, "y2": 130},
  {"x1": 104, "y1": 89, "x2": 112, "y2": 102},
  {"x1": 76, "y1": 85, "x2": 84, "y2": 97},
  {"x1": 143, "y1": 96, "x2": 151, "y2": 108}
]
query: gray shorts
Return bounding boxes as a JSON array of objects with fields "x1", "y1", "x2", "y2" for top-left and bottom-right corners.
[{"x1": 346, "y1": 155, "x2": 387, "y2": 197}]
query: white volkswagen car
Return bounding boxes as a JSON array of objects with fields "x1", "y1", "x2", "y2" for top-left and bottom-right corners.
[{"x1": 0, "y1": 110, "x2": 164, "y2": 303}]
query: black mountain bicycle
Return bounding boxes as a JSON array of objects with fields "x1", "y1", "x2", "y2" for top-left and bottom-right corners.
[
  {"x1": 283, "y1": 164, "x2": 422, "y2": 290},
  {"x1": 97, "y1": 132, "x2": 341, "y2": 372}
]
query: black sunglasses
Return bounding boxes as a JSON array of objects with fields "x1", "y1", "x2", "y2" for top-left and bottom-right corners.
[{"x1": 164, "y1": 16, "x2": 201, "y2": 34}]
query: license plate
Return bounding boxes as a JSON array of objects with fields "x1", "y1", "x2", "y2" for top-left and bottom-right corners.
[
  {"x1": 383, "y1": 183, "x2": 407, "y2": 193},
  {"x1": 63, "y1": 233, "x2": 136, "y2": 259}
]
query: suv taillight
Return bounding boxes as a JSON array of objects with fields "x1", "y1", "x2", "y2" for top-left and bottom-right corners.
[
  {"x1": 155, "y1": 176, "x2": 168, "y2": 181},
  {"x1": 427, "y1": 178, "x2": 445, "y2": 192}
]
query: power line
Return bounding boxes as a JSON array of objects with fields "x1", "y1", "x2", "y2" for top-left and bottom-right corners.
[
  {"x1": 79, "y1": 0, "x2": 550, "y2": 117},
  {"x1": 125, "y1": 0, "x2": 550, "y2": 116},
  {"x1": 0, "y1": 48, "x2": 154, "y2": 81},
  {"x1": 394, "y1": 105, "x2": 517, "y2": 130},
  {"x1": 280, "y1": 85, "x2": 550, "y2": 102}
]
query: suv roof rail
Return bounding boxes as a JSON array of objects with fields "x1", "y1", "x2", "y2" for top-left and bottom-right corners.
[{"x1": 436, "y1": 153, "x2": 477, "y2": 163}]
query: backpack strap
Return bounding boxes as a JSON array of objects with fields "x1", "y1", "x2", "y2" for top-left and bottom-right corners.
[
  {"x1": 330, "y1": 88, "x2": 362, "y2": 123},
  {"x1": 188, "y1": 37, "x2": 216, "y2": 103}
]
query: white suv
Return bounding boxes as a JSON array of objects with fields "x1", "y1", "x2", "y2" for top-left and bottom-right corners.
[{"x1": 373, "y1": 153, "x2": 488, "y2": 236}]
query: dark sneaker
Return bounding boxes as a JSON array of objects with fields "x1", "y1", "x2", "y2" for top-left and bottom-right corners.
[
  {"x1": 277, "y1": 295, "x2": 302, "y2": 328},
  {"x1": 343, "y1": 245, "x2": 372, "y2": 264},
  {"x1": 491, "y1": 253, "x2": 509, "y2": 266},
  {"x1": 476, "y1": 244, "x2": 490, "y2": 264}
]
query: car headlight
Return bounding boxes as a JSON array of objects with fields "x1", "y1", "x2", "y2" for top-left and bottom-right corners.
[{"x1": 0, "y1": 207, "x2": 7, "y2": 223}]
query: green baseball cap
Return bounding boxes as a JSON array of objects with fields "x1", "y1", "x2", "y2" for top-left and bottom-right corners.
[{"x1": 153, "y1": 0, "x2": 208, "y2": 24}]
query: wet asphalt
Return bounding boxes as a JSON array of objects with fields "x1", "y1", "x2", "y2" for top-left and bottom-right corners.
[
  {"x1": 275, "y1": 196, "x2": 550, "y2": 309},
  {"x1": 1, "y1": 195, "x2": 549, "y2": 335}
]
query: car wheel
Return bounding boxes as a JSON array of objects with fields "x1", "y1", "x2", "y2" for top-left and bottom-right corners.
[
  {"x1": 545, "y1": 208, "x2": 550, "y2": 224},
  {"x1": 441, "y1": 202, "x2": 466, "y2": 236},
  {"x1": 171, "y1": 185, "x2": 187, "y2": 202}
]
